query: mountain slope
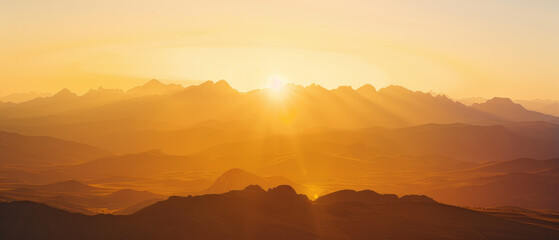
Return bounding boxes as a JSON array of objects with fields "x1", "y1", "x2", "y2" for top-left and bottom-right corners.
[
  {"x1": 472, "y1": 97, "x2": 558, "y2": 122},
  {"x1": 0, "y1": 131, "x2": 110, "y2": 165},
  {"x1": 515, "y1": 99, "x2": 559, "y2": 117},
  {"x1": 428, "y1": 172, "x2": 559, "y2": 210},
  {"x1": 63, "y1": 150, "x2": 204, "y2": 179},
  {"x1": 194, "y1": 123, "x2": 559, "y2": 163}
]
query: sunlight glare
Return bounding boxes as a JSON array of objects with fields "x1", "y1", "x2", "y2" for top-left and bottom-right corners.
[{"x1": 266, "y1": 75, "x2": 286, "y2": 99}]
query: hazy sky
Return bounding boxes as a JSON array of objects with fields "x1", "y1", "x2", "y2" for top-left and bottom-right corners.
[{"x1": 1, "y1": 0, "x2": 558, "y2": 99}]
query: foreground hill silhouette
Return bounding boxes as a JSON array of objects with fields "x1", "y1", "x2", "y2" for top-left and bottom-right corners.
[
  {"x1": 0, "y1": 168, "x2": 301, "y2": 215},
  {"x1": 1, "y1": 185, "x2": 557, "y2": 240}
]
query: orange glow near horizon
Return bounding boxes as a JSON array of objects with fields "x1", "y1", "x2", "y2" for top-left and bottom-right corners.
[
  {"x1": 1, "y1": 1, "x2": 558, "y2": 100},
  {"x1": 2, "y1": 2, "x2": 559, "y2": 238}
]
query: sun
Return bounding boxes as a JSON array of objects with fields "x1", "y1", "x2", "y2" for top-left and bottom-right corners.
[
  {"x1": 268, "y1": 75, "x2": 285, "y2": 92},
  {"x1": 266, "y1": 75, "x2": 286, "y2": 98}
]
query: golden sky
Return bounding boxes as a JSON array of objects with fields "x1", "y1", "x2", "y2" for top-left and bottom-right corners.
[{"x1": 1, "y1": 0, "x2": 558, "y2": 99}]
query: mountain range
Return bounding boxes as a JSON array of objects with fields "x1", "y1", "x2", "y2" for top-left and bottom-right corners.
[
  {"x1": 2, "y1": 79, "x2": 559, "y2": 238},
  {"x1": 1, "y1": 121, "x2": 558, "y2": 210},
  {"x1": 1, "y1": 80, "x2": 557, "y2": 129},
  {"x1": 460, "y1": 97, "x2": 559, "y2": 117},
  {"x1": 1, "y1": 185, "x2": 557, "y2": 240}
]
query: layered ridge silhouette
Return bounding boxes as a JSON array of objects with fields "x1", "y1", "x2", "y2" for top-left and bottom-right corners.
[
  {"x1": 0, "y1": 179, "x2": 165, "y2": 215},
  {"x1": 427, "y1": 158, "x2": 559, "y2": 210},
  {"x1": 1, "y1": 122, "x2": 558, "y2": 210},
  {"x1": 1, "y1": 80, "x2": 557, "y2": 130},
  {"x1": 1, "y1": 185, "x2": 557, "y2": 240},
  {"x1": 2, "y1": 80, "x2": 559, "y2": 238}
]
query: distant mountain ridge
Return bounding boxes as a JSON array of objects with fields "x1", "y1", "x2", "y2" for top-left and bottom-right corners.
[
  {"x1": 126, "y1": 79, "x2": 184, "y2": 97},
  {"x1": 1, "y1": 80, "x2": 557, "y2": 129},
  {"x1": 0, "y1": 91, "x2": 51, "y2": 103},
  {"x1": 472, "y1": 97, "x2": 557, "y2": 122},
  {"x1": 460, "y1": 97, "x2": 559, "y2": 117},
  {"x1": 516, "y1": 99, "x2": 559, "y2": 117},
  {"x1": 0, "y1": 79, "x2": 184, "y2": 118}
]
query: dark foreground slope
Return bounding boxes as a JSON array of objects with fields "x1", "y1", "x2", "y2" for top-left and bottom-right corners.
[{"x1": 1, "y1": 185, "x2": 557, "y2": 240}]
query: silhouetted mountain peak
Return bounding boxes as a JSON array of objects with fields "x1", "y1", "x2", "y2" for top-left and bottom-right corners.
[
  {"x1": 243, "y1": 184, "x2": 266, "y2": 193},
  {"x1": 215, "y1": 79, "x2": 232, "y2": 89},
  {"x1": 219, "y1": 168, "x2": 248, "y2": 178},
  {"x1": 378, "y1": 85, "x2": 413, "y2": 96},
  {"x1": 197, "y1": 80, "x2": 215, "y2": 87},
  {"x1": 201, "y1": 169, "x2": 305, "y2": 195},
  {"x1": 53, "y1": 88, "x2": 77, "y2": 98},
  {"x1": 264, "y1": 185, "x2": 310, "y2": 206},
  {"x1": 332, "y1": 86, "x2": 357, "y2": 95},
  {"x1": 143, "y1": 79, "x2": 165, "y2": 87},
  {"x1": 469, "y1": 97, "x2": 559, "y2": 121},
  {"x1": 305, "y1": 83, "x2": 328, "y2": 91},
  {"x1": 180, "y1": 80, "x2": 238, "y2": 96},
  {"x1": 489, "y1": 97, "x2": 516, "y2": 104},
  {"x1": 475, "y1": 97, "x2": 526, "y2": 110},
  {"x1": 473, "y1": 97, "x2": 522, "y2": 110},
  {"x1": 267, "y1": 184, "x2": 297, "y2": 196},
  {"x1": 220, "y1": 185, "x2": 268, "y2": 200},
  {"x1": 126, "y1": 79, "x2": 183, "y2": 96},
  {"x1": 207, "y1": 168, "x2": 260, "y2": 191},
  {"x1": 356, "y1": 84, "x2": 377, "y2": 95}
]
